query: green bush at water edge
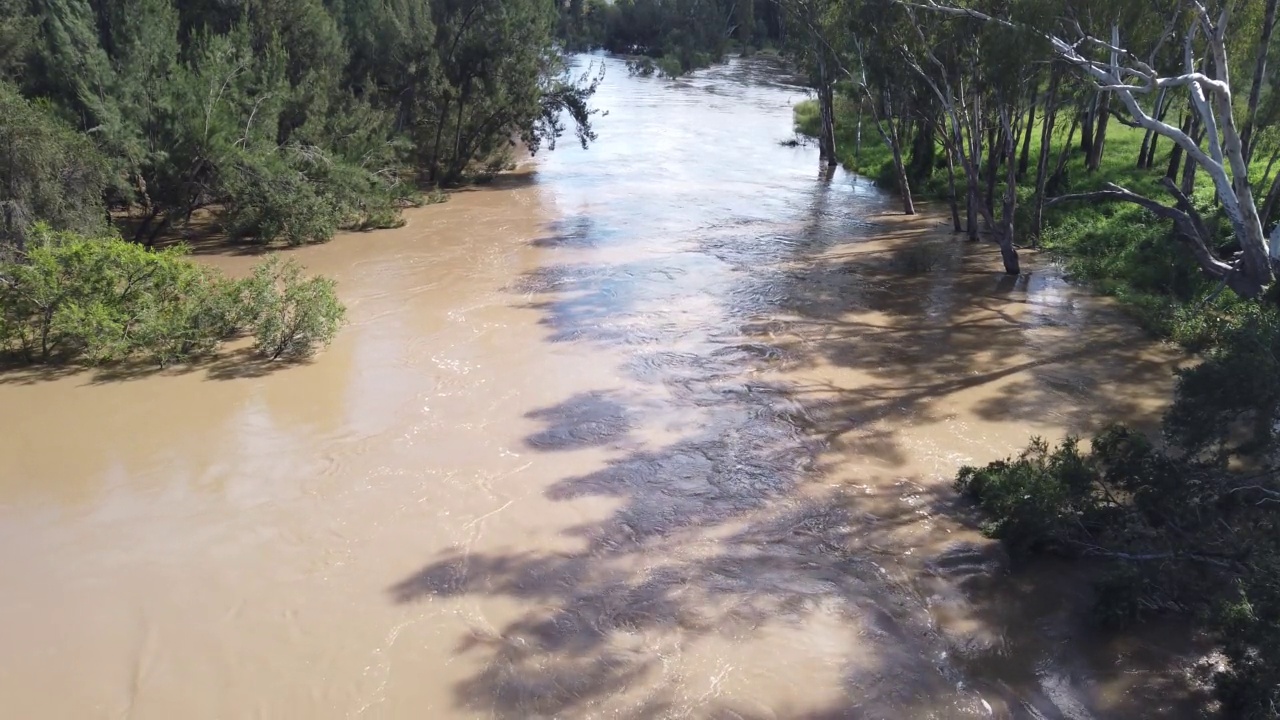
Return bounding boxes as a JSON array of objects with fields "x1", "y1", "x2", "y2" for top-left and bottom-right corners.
[{"x1": 0, "y1": 226, "x2": 345, "y2": 367}]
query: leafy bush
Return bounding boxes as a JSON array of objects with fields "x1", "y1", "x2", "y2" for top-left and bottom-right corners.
[
  {"x1": 959, "y1": 367, "x2": 1280, "y2": 716},
  {"x1": 240, "y1": 256, "x2": 345, "y2": 360},
  {"x1": 0, "y1": 226, "x2": 230, "y2": 364},
  {"x1": 0, "y1": 227, "x2": 345, "y2": 367},
  {"x1": 1165, "y1": 307, "x2": 1280, "y2": 460}
]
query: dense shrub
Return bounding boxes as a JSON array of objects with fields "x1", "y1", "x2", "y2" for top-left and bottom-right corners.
[
  {"x1": 0, "y1": 227, "x2": 345, "y2": 367},
  {"x1": 239, "y1": 256, "x2": 345, "y2": 360}
]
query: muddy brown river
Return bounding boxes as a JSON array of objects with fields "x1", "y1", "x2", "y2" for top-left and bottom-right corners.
[{"x1": 0, "y1": 56, "x2": 1208, "y2": 719}]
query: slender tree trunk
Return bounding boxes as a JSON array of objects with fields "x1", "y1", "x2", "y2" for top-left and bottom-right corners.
[
  {"x1": 907, "y1": 117, "x2": 935, "y2": 187},
  {"x1": 1087, "y1": 93, "x2": 1110, "y2": 171},
  {"x1": 1017, "y1": 83, "x2": 1037, "y2": 178},
  {"x1": 866, "y1": 86, "x2": 913, "y2": 214},
  {"x1": 1138, "y1": 89, "x2": 1165, "y2": 168},
  {"x1": 428, "y1": 96, "x2": 453, "y2": 184},
  {"x1": 1167, "y1": 112, "x2": 1190, "y2": 182},
  {"x1": 889, "y1": 125, "x2": 915, "y2": 214},
  {"x1": 817, "y1": 54, "x2": 837, "y2": 166},
  {"x1": 1261, "y1": 168, "x2": 1280, "y2": 231},
  {"x1": 1049, "y1": 111, "x2": 1079, "y2": 194},
  {"x1": 1180, "y1": 121, "x2": 1202, "y2": 197},
  {"x1": 984, "y1": 125, "x2": 1000, "y2": 219},
  {"x1": 944, "y1": 134, "x2": 962, "y2": 232},
  {"x1": 967, "y1": 95, "x2": 984, "y2": 240},
  {"x1": 1241, "y1": 0, "x2": 1279, "y2": 164},
  {"x1": 854, "y1": 107, "x2": 864, "y2": 169},
  {"x1": 1079, "y1": 94, "x2": 1096, "y2": 158},
  {"x1": 145, "y1": 215, "x2": 171, "y2": 248},
  {"x1": 1032, "y1": 68, "x2": 1061, "y2": 241},
  {"x1": 998, "y1": 106, "x2": 1021, "y2": 274},
  {"x1": 132, "y1": 207, "x2": 161, "y2": 244},
  {"x1": 1144, "y1": 93, "x2": 1171, "y2": 168}
]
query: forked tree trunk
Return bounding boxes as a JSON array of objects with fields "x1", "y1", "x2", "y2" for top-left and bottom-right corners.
[{"x1": 1138, "y1": 88, "x2": 1167, "y2": 168}]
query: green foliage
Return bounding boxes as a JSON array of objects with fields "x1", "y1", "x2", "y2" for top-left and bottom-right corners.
[
  {"x1": 0, "y1": 227, "x2": 346, "y2": 367},
  {"x1": 220, "y1": 149, "x2": 345, "y2": 246},
  {"x1": 6, "y1": 0, "x2": 597, "y2": 247},
  {"x1": 0, "y1": 82, "x2": 109, "y2": 248},
  {"x1": 563, "y1": 0, "x2": 783, "y2": 74},
  {"x1": 959, "y1": 332, "x2": 1280, "y2": 717},
  {"x1": 0, "y1": 0, "x2": 36, "y2": 81},
  {"x1": 240, "y1": 255, "x2": 344, "y2": 360},
  {"x1": 0, "y1": 225, "x2": 235, "y2": 364},
  {"x1": 957, "y1": 432, "x2": 1131, "y2": 559},
  {"x1": 1166, "y1": 307, "x2": 1280, "y2": 460}
]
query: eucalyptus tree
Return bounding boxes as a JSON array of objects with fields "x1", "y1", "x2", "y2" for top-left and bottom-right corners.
[{"x1": 912, "y1": 0, "x2": 1280, "y2": 298}]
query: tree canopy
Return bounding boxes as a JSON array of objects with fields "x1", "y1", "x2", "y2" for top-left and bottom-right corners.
[{"x1": 1, "y1": 0, "x2": 600, "y2": 248}]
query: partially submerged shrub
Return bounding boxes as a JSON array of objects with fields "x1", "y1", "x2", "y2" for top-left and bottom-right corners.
[
  {"x1": 959, "y1": 419, "x2": 1280, "y2": 716},
  {"x1": 240, "y1": 255, "x2": 344, "y2": 360},
  {"x1": 0, "y1": 227, "x2": 345, "y2": 367},
  {"x1": 0, "y1": 225, "x2": 228, "y2": 364}
]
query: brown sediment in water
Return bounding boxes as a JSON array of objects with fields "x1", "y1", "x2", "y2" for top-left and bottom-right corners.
[{"x1": 0, "y1": 57, "x2": 1209, "y2": 719}]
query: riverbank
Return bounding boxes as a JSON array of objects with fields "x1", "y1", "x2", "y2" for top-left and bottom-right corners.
[
  {"x1": 794, "y1": 98, "x2": 1259, "y2": 351},
  {"x1": 796, "y1": 83, "x2": 1280, "y2": 719}
]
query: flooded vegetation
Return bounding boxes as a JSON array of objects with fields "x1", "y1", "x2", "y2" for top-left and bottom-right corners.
[{"x1": 0, "y1": 57, "x2": 1212, "y2": 718}]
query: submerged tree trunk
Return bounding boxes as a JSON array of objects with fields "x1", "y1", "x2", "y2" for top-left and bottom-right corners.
[
  {"x1": 966, "y1": 95, "x2": 985, "y2": 240},
  {"x1": 889, "y1": 137, "x2": 915, "y2": 214},
  {"x1": 131, "y1": 207, "x2": 162, "y2": 244},
  {"x1": 862, "y1": 83, "x2": 913, "y2": 214},
  {"x1": 816, "y1": 54, "x2": 837, "y2": 166},
  {"x1": 854, "y1": 107, "x2": 863, "y2": 169},
  {"x1": 942, "y1": 128, "x2": 963, "y2": 232}
]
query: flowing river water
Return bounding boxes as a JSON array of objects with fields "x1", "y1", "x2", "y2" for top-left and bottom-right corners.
[{"x1": 0, "y1": 56, "x2": 1209, "y2": 719}]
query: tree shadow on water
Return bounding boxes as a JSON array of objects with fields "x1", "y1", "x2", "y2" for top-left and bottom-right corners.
[
  {"x1": 0, "y1": 345, "x2": 313, "y2": 386},
  {"x1": 392, "y1": 210, "x2": 1199, "y2": 718}
]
